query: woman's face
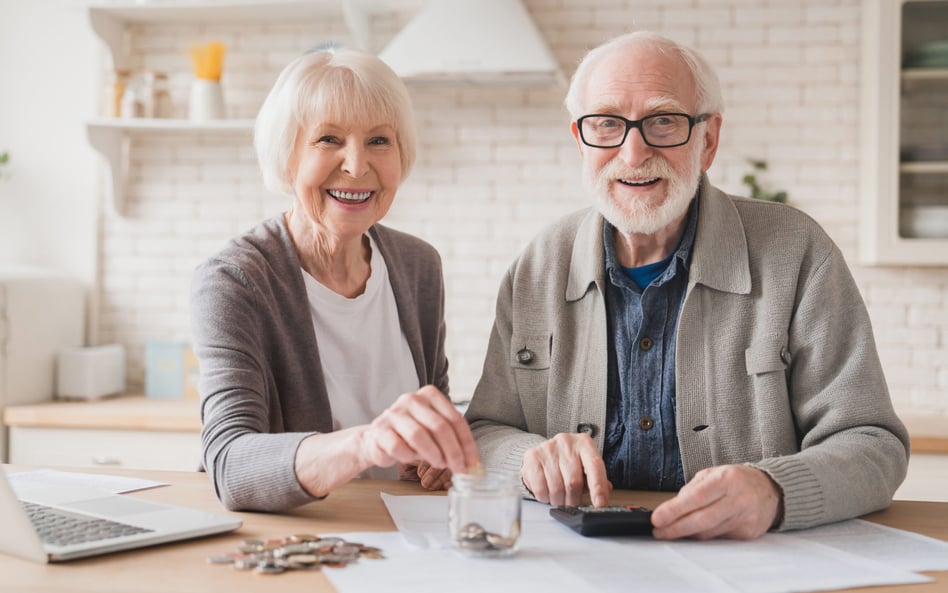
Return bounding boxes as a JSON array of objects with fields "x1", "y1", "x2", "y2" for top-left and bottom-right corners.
[{"x1": 289, "y1": 118, "x2": 402, "y2": 240}]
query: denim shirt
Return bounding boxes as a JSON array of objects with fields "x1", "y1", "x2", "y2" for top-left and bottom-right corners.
[{"x1": 602, "y1": 195, "x2": 699, "y2": 491}]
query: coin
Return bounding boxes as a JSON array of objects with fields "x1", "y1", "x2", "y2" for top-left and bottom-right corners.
[
  {"x1": 467, "y1": 462, "x2": 486, "y2": 477},
  {"x1": 208, "y1": 534, "x2": 384, "y2": 576}
]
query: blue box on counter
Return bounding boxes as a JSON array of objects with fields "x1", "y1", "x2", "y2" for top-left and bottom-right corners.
[{"x1": 145, "y1": 340, "x2": 198, "y2": 399}]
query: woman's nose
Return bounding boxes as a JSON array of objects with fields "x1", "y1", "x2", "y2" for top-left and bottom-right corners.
[{"x1": 341, "y1": 144, "x2": 369, "y2": 178}]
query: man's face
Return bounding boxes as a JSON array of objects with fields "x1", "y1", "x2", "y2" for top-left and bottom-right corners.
[{"x1": 570, "y1": 45, "x2": 720, "y2": 235}]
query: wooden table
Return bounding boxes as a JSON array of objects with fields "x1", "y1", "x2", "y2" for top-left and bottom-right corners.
[{"x1": 3, "y1": 465, "x2": 947, "y2": 593}]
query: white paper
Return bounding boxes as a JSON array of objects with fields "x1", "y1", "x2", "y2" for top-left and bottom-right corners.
[
  {"x1": 663, "y1": 533, "x2": 930, "y2": 593},
  {"x1": 788, "y1": 518, "x2": 948, "y2": 572},
  {"x1": 322, "y1": 531, "x2": 612, "y2": 593},
  {"x1": 8, "y1": 469, "x2": 167, "y2": 494},
  {"x1": 378, "y1": 493, "x2": 937, "y2": 593}
]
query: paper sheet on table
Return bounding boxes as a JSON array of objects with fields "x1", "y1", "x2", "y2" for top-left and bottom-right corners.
[
  {"x1": 789, "y1": 518, "x2": 948, "y2": 572},
  {"x1": 322, "y1": 531, "x2": 616, "y2": 593},
  {"x1": 381, "y1": 492, "x2": 731, "y2": 592},
  {"x1": 8, "y1": 469, "x2": 167, "y2": 494},
  {"x1": 380, "y1": 493, "x2": 932, "y2": 593}
]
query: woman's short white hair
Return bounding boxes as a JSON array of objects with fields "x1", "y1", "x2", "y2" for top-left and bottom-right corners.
[
  {"x1": 255, "y1": 47, "x2": 417, "y2": 197},
  {"x1": 564, "y1": 31, "x2": 724, "y2": 119}
]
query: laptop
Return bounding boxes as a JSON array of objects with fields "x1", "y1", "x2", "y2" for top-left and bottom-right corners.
[{"x1": 0, "y1": 468, "x2": 242, "y2": 563}]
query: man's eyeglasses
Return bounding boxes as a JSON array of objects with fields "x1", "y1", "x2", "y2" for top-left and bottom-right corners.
[{"x1": 576, "y1": 112, "x2": 710, "y2": 149}]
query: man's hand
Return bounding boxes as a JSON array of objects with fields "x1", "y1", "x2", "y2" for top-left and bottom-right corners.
[
  {"x1": 651, "y1": 464, "x2": 782, "y2": 540},
  {"x1": 521, "y1": 433, "x2": 612, "y2": 507}
]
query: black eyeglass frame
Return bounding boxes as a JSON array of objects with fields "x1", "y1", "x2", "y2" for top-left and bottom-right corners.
[{"x1": 576, "y1": 112, "x2": 711, "y2": 149}]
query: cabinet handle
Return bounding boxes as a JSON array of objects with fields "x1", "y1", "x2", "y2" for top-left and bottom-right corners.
[{"x1": 92, "y1": 456, "x2": 123, "y2": 466}]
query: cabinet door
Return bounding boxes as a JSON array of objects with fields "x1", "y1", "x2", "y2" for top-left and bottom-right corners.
[
  {"x1": 8, "y1": 426, "x2": 201, "y2": 472},
  {"x1": 860, "y1": 0, "x2": 948, "y2": 265}
]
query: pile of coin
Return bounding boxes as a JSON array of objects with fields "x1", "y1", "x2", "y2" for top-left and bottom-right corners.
[
  {"x1": 207, "y1": 534, "x2": 384, "y2": 575},
  {"x1": 456, "y1": 521, "x2": 519, "y2": 553}
]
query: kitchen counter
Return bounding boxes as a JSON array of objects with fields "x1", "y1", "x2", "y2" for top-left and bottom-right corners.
[{"x1": 2, "y1": 394, "x2": 200, "y2": 432}]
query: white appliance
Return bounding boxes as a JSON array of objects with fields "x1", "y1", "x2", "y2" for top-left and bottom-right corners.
[
  {"x1": 378, "y1": 0, "x2": 563, "y2": 85},
  {"x1": 0, "y1": 266, "x2": 85, "y2": 462}
]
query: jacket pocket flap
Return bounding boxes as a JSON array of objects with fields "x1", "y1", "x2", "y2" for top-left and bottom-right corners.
[
  {"x1": 745, "y1": 342, "x2": 789, "y2": 375},
  {"x1": 509, "y1": 333, "x2": 551, "y2": 370}
]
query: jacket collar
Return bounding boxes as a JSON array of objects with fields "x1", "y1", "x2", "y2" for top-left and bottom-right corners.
[{"x1": 565, "y1": 174, "x2": 751, "y2": 302}]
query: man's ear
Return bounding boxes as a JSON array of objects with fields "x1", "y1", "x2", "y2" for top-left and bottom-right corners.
[
  {"x1": 700, "y1": 113, "x2": 723, "y2": 172},
  {"x1": 570, "y1": 120, "x2": 586, "y2": 155}
]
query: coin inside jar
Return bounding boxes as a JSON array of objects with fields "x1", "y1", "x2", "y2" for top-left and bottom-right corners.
[{"x1": 448, "y1": 472, "x2": 522, "y2": 557}]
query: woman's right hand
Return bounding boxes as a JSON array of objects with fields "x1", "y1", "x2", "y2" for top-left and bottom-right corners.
[{"x1": 359, "y1": 385, "x2": 480, "y2": 476}]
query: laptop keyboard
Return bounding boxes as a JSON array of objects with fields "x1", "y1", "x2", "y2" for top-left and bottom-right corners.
[{"x1": 21, "y1": 501, "x2": 154, "y2": 546}]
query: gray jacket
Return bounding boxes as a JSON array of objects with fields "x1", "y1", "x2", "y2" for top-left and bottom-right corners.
[
  {"x1": 466, "y1": 176, "x2": 909, "y2": 530},
  {"x1": 191, "y1": 216, "x2": 448, "y2": 511}
]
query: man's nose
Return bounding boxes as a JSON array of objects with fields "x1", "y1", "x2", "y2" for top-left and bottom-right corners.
[{"x1": 616, "y1": 127, "x2": 654, "y2": 168}]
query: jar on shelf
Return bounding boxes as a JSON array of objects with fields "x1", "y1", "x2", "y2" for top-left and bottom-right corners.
[
  {"x1": 102, "y1": 69, "x2": 131, "y2": 118},
  {"x1": 141, "y1": 70, "x2": 172, "y2": 119},
  {"x1": 120, "y1": 85, "x2": 142, "y2": 119},
  {"x1": 448, "y1": 471, "x2": 521, "y2": 557}
]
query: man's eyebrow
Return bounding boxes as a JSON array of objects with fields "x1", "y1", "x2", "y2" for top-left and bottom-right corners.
[
  {"x1": 642, "y1": 97, "x2": 687, "y2": 113},
  {"x1": 585, "y1": 97, "x2": 689, "y2": 116}
]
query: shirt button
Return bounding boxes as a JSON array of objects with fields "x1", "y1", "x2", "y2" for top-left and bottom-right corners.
[
  {"x1": 576, "y1": 423, "x2": 598, "y2": 437},
  {"x1": 639, "y1": 337, "x2": 653, "y2": 351},
  {"x1": 516, "y1": 348, "x2": 534, "y2": 364},
  {"x1": 638, "y1": 416, "x2": 654, "y2": 430}
]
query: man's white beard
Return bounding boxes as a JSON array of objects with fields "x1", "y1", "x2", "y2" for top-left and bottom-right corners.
[{"x1": 584, "y1": 141, "x2": 703, "y2": 235}]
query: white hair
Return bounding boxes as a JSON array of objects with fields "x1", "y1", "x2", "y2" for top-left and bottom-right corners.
[
  {"x1": 254, "y1": 48, "x2": 417, "y2": 197},
  {"x1": 564, "y1": 31, "x2": 724, "y2": 118}
]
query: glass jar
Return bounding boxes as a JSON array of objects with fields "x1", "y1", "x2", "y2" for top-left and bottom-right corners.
[
  {"x1": 141, "y1": 70, "x2": 172, "y2": 119},
  {"x1": 102, "y1": 69, "x2": 131, "y2": 118},
  {"x1": 448, "y1": 471, "x2": 521, "y2": 557}
]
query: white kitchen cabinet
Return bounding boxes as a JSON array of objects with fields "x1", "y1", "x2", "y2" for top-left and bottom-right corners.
[
  {"x1": 85, "y1": 0, "x2": 378, "y2": 216},
  {"x1": 3, "y1": 395, "x2": 202, "y2": 472},
  {"x1": 8, "y1": 427, "x2": 201, "y2": 472},
  {"x1": 860, "y1": 0, "x2": 948, "y2": 265}
]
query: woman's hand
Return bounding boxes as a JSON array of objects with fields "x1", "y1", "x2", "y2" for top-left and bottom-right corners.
[
  {"x1": 359, "y1": 385, "x2": 480, "y2": 477},
  {"x1": 398, "y1": 461, "x2": 454, "y2": 490}
]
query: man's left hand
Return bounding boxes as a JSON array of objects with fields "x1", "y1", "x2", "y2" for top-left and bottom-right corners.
[{"x1": 650, "y1": 464, "x2": 782, "y2": 540}]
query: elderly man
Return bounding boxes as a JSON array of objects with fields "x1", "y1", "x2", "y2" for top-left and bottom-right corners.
[{"x1": 465, "y1": 31, "x2": 909, "y2": 540}]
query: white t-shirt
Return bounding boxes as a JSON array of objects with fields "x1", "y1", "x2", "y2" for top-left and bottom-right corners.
[{"x1": 301, "y1": 234, "x2": 419, "y2": 480}]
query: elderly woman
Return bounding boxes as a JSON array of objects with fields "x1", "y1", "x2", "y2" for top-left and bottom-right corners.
[{"x1": 191, "y1": 48, "x2": 479, "y2": 512}]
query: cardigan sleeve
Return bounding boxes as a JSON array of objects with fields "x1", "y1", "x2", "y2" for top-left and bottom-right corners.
[
  {"x1": 191, "y1": 258, "x2": 317, "y2": 512},
  {"x1": 752, "y1": 244, "x2": 910, "y2": 530}
]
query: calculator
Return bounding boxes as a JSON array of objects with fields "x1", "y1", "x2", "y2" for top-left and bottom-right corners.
[{"x1": 550, "y1": 504, "x2": 654, "y2": 537}]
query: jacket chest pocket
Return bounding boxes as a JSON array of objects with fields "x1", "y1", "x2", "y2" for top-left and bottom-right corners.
[
  {"x1": 745, "y1": 339, "x2": 790, "y2": 375},
  {"x1": 510, "y1": 333, "x2": 551, "y2": 370}
]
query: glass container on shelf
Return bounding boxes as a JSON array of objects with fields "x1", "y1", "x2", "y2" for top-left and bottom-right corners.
[
  {"x1": 102, "y1": 69, "x2": 131, "y2": 118},
  {"x1": 141, "y1": 70, "x2": 173, "y2": 119}
]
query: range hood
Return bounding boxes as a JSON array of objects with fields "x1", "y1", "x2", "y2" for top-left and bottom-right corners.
[{"x1": 378, "y1": 0, "x2": 563, "y2": 86}]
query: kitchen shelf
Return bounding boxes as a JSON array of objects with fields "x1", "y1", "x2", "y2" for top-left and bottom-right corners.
[
  {"x1": 860, "y1": 0, "x2": 948, "y2": 265},
  {"x1": 900, "y1": 161, "x2": 948, "y2": 173},
  {"x1": 901, "y1": 67, "x2": 948, "y2": 80},
  {"x1": 89, "y1": 0, "x2": 373, "y2": 69},
  {"x1": 87, "y1": 118, "x2": 253, "y2": 216},
  {"x1": 85, "y1": 0, "x2": 388, "y2": 217}
]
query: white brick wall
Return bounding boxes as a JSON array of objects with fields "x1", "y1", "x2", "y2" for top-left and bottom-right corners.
[{"x1": 96, "y1": 0, "x2": 948, "y2": 418}]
